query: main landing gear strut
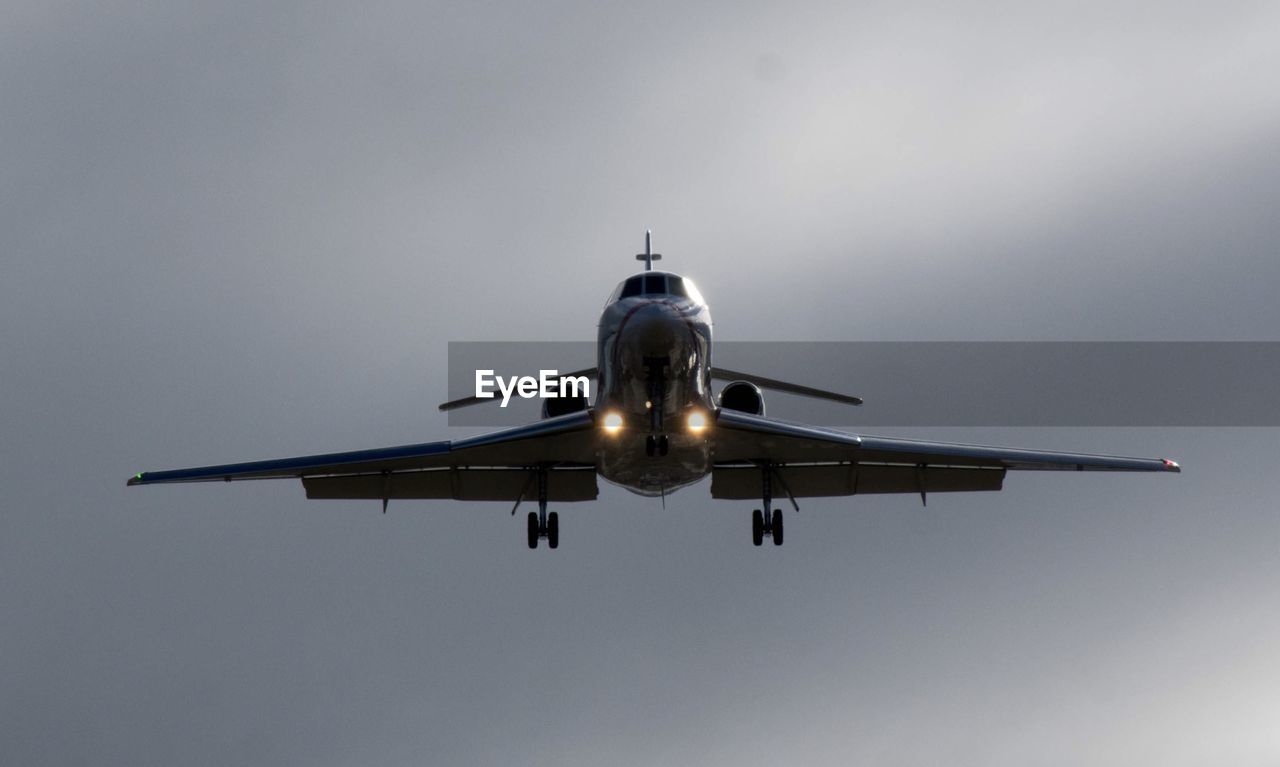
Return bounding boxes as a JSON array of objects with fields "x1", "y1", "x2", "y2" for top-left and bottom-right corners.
[
  {"x1": 751, "y1": 464, "x2": 791, "y2": 547},
  {"x1": 524, "y1": 467, "x2": 559, "y2": 550}
]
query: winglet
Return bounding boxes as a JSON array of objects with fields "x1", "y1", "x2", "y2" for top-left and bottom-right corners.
[{"x1": 635, "y1": 230, "x2": 663, "y2": 271}]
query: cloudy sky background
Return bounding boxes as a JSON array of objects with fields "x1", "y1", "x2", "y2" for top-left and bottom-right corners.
[{"x1": 3, "y1": 1, "x2": 1279, "y2": 764}]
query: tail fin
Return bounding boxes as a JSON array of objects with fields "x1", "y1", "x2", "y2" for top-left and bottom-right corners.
[{"x1": 635, "y1": 230, "x2": 663, "y2": 271}]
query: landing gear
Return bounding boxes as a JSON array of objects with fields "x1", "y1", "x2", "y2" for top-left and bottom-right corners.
[
  {"x1": 645, "y1": 433, "x2": 670, "y2": 457},
  {"x1": 525, "y1": 467, "x2": 560, "y2": 550},
  {"x1": 644, "y1": 356, "x2": 670, "y2": 459},
  {"x1": 750, "y1": 465, "x2": 787, "y2": 547},
  {"x1": 751, "y1": 508, "x2": 782, "y2": 546}
]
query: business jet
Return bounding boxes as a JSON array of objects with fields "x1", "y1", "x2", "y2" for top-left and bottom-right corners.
[{"x1": 129, "y1": 234, "x2": 1181, "y2": 548}]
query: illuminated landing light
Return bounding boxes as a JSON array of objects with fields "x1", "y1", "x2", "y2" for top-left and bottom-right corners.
[
  {"x1": 602, "y1": 412, "x2": 624, "y2": 433},
  {"x1": 1163, "y1": 458, "x2": 1181, "y2": 472},
  {"x1": 687, "y1": 410, "x2": 707, "y2": 433}
]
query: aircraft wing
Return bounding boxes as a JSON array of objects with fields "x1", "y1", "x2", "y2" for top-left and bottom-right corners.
[
  {"x1": 128, "y1": 411, "x2": 600, "y2": 502},
  {"x1": 710, "y1": 409, "x2": 1179, "y2": 500}
]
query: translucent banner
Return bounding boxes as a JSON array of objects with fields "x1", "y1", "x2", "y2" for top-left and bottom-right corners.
[{"x1": 445, "y1": 341, "x2": 1280, "y2": 427}]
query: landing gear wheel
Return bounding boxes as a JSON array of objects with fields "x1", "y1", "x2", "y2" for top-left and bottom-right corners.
[
  {"x1": 547, "y1": 511, "x2": 559, "y2": 549},
  {"x1": 752, "y1": 509, "x2": 764, "y2": 546},
  {"x1": 527, "y1": 511, "x2": 539, "y2": 549},
  {"x1": 645, "y1": 435, "x2": 656, "y2": 457},
  {"x1": 658, "y1": 434, "x2": 669, "y2": 456},
  {"x1": 771, "y1": 509, "x2": 784, "y2": 546}
]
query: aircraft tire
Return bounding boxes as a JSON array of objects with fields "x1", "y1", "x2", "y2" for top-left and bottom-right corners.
[
  {"x1": 752, "y1": 509, "x2": 764, "y2": 546},
  {"x1": 527, "y1": 511, "x2": 539, "y2": 549},
  {"x1": 772, "y1": 509, "x2": 784, "y2": 546},
  {"x1": 547, "y1": 511, "x2": 559, "y2": 549}
]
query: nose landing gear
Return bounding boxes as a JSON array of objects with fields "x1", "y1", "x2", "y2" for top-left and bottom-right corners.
[{"x1": 643, "y1": 356, "x2": 670, "y2": 459}]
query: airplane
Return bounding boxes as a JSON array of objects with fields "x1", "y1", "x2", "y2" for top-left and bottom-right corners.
[{"x1": 129, "y1": 233, "x2": 1181, "y2": 548}]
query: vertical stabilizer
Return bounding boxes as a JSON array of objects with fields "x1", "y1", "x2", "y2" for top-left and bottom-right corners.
[{"x1": 635, "y1": 230, "x2": 663, "y2": 271}]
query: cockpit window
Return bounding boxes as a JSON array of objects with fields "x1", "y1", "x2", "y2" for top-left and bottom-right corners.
[{"x1": 611, "y1": 273, "x2": 705, "y2": 303}]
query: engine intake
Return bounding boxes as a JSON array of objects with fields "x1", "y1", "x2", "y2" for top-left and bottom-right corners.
[
  {"x1": 718, "y1": 381, "x2": 765, "y2": 416},
  {"x1": 542, "y1": 395, "x2": 590, "y2": 419}
]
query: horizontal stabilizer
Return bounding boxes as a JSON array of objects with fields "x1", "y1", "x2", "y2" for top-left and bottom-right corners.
[{"x1": 711, "y1": 367, "x2": 863, "y2": 407}]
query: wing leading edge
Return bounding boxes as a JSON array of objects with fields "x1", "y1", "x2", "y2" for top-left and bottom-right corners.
[
  {"x1": 128, "y1": 411, "x2": 599, "y2": 502},
  {"x1": 711, "y1": 409, "x2": 1179, "y2": 500}
]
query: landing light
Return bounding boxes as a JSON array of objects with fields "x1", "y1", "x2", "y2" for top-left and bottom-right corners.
[
  {"x1": 687, "y1": 411, "x2": 707, "y2": 433},
  {"x1": 602, "y1": 412, "x2": 624, "y2": 433}
]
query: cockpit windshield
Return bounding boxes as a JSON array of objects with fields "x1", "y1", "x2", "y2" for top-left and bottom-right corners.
[{"x1": 610, "y1": 273, "x2": 705, "y2": 304}]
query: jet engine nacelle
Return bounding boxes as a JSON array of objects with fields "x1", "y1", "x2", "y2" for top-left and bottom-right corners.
[
  {"x1": 542, "y1": 395, "x2": 590, "y2": 419},
  {"x1": 718, "y1": 381, "x2": 765, "y2": 416}
]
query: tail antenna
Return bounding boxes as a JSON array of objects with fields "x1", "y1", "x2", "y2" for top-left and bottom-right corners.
[{"x1": 635, "y1": 229, "x2": 663, "y2": 271}]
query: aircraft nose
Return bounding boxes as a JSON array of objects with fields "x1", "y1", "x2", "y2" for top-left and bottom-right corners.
[{"x1": 626, "y1": 302, "x2": 687, "y2": 356}]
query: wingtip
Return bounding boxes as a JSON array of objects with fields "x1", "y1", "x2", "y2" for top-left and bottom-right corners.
[
  {"x1": 1162, "y1": 459, "x2": 1182, "y2": 473},
  {"x1": 127, "y1": 472, "x2": 144, "y2": 486}
]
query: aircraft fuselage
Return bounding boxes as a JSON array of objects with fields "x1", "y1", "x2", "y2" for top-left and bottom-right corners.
[{"x1": 595, "y1": 271, "x2": 714, "y2": 496}]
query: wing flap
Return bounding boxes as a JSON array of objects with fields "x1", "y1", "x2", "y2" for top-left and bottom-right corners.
[
  {"x1": 711, "y1": 463, "x2": 1005, "y2": 499},
  {"x1": 303, "y1": 466, "x2": 598, "y2": 501}
]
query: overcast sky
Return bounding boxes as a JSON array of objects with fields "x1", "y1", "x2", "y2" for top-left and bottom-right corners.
[{"x1": 3, "y1": 1, "x2": 1279, "y2": 765}]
